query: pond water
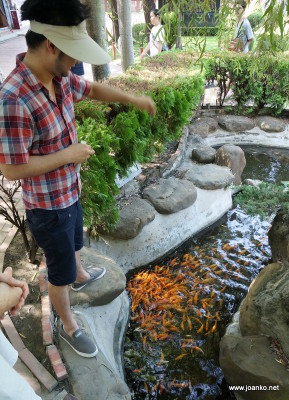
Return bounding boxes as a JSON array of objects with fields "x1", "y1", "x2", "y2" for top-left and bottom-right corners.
[
  {"x1": 241, "y1": 146, "x2": 289, "y2": 183},
  {"x1": 124, "y1": 147, "x2": 289, "y2": 400}
]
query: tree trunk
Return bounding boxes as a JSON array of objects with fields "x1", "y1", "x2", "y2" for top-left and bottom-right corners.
[
  {"x1": 142, "y1": 0, "x2": 155, "y2": 42},
  {"x1": 110, "y1": 0, "x2": 120, "y2": 43},
  {"x1": 117, "y1": 0, "x2": 134, "y2": 72},
  {"x1": 84, "y1": 0, "x2": 110, "y2": 81},
  {"x1": 176, "y1": 5, "x2": 183, "y2": 50}
]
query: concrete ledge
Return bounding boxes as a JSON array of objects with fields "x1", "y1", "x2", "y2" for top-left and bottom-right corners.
[
  {"x1": 90, "y1": 187, "x2": 233, "y2": 274},
  {"x1": 204, "y1": 126, "x2": 289, "y2": 148}
]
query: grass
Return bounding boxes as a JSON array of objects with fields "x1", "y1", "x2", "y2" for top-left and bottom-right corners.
[{"x1": 181, "y1": 36, "x2": 219, "y2": 52}]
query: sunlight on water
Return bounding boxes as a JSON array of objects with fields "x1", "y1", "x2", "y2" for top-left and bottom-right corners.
[{"x1": 125, "y1": 207, "x2": 272, "y2": 400}]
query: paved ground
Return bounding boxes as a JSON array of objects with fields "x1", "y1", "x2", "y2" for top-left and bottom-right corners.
[{"x1": 0, "y1": 27, "x2": 122, "y2": 81}]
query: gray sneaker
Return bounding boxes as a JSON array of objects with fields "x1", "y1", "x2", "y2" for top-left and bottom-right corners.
[
  {"x1": 59, "y1": 324, "x2": 98, "y2": 358},
  {"x1": 71, "y1": 266, "x2": 106, "y2": 292}
]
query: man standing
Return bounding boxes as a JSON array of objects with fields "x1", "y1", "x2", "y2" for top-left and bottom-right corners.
[{"x1": 0, "y1": 0, "x2": 155, "y2": 358}]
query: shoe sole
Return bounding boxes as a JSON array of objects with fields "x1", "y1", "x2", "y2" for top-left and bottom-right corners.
[
  {"x1": 71, "y1": 267, "x2": 106, "y2": 292},
  {"x1": 60, "y1": 331, "x2": 98, "y2": 358}
]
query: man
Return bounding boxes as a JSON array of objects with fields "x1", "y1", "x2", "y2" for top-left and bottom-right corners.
[{"x1": 0, "y1": 0, "x2": 155, "y2": 358}]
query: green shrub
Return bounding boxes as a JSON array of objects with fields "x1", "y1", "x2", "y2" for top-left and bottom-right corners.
[
  {"x1": 258, "y1": 33, "x2": 289, "y2": 52},
  {"x1": 132, "y1": 23, "x2": 146, "y2": 47},
  {"x1": 74, "y1": 51, "x2": 204, "y2": 234},
  {"x1": 205, "y1": 52, "x2": 289, "y2": 114},
  {"x1": 247, "y1": 11, "x2": 263, "y2": 30},
  {"x1": 162, "y1": 11, "x2": 178, "y2": 49},
  {"x1": 234, "y1": 183, "x2": 289, "y2": 218}
]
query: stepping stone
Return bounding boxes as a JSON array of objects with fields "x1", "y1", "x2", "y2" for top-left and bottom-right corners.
[
  {"x1": 257, "y1": 116, "x2": 286, "y2": 132},
  {"x1": 105, "y1": 197, "x2": 155, "y2": 240},
  {"x1": 192, "y1": 144, "x2": 216, "y2": 163},
  {"x1": 185, "y1": 164, "x2": 234, "y2": 190},
  {"x1": 70, "y1": 249, "x2": 126, "y2": 307},
  {"x1": 218, "y1": 116, "x2": 255, "y2": 132},
  {"x1": 58, "y1": 295, "x2": 131, "y2": 400},
  {"x1": 189, "y1": 117, "x2": 219, "y2": 137},
  {"x1": 142, "y1": 177, "x2": 197, "y2": 214}
]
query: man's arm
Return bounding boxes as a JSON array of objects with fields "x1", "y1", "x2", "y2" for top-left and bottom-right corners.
[
  {"x1": 0, "y1": 143, "x2": 95, "y2": 181},
  {"x1": 157, "y1": 41, "x2": 162, "y2": 53},
  {"x1": 140, "y1": 43, "x2": 150, "y2": 60},
  {"x1": 86, "y1": 82, "x2": 156, "y2": 115}
]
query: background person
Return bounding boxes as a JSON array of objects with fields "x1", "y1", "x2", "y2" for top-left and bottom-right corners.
[
  {"x1": 223, "y1": 1, "x2": 254, "y2": 100},
  {"x1": 232, "y1": 1, "x2": 254, "y2": 53},
  {"x1": 141, "y1": 8, "x2": 167, "y2": 59},
  {"x1": 71, "y1": 61, "x2": 85, "y2": 78},
  {"x1": 0, "y1": 0, "x2": 155, "y2": 359}
]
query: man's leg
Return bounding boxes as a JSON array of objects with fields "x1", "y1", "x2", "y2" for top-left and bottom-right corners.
[
  {"x1": 48, "y1": 283, "x2": 78, "y2": 336},
  {"x1": 26, "y1": 205, "x2": 98, "y2": 357},
  {"x1": 74, "y1": 250, "x2": 90, "y2": 283}
]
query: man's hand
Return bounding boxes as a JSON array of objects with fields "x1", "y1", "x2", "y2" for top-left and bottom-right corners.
[
  {"x1": 65, "y1": 142, "x2": 95, "y2": 164},
  {"x1": 0, "y1": 267, "x2": 29, "y2": 319},
  {"x1": 133, "y1": 95, "x2": 156, "y2": 115}
]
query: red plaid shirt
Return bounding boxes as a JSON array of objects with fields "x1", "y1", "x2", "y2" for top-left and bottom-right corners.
[{"x1": 0, "y1": 53, "x2": 91, "y2": 210}]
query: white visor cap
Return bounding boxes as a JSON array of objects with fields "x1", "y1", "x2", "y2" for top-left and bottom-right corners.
[{"x1": 29, "y1": 20, "x2": 111, "y2": 65}]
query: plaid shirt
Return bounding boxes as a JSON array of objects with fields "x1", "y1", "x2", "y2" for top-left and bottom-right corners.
[{"x1": 0, "y1": 53, "x2": 91, "y2": 210}]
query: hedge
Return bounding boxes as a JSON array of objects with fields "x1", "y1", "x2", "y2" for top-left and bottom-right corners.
[
  {"x1": 204, "y1": 52, "x2": 289, "y2": 114},
  {"x1": 74, "y1": 51, "x2": 204, "y2": 234}
]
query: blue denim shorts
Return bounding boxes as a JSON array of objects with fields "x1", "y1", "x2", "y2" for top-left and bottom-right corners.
[{"x1": 26, "y1": 200, "x2": 83, "y2": 286}]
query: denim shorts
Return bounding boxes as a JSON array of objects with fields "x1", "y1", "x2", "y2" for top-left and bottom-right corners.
[{"x1": 26, "y1": 200, "x2": 83, "y2": 286}]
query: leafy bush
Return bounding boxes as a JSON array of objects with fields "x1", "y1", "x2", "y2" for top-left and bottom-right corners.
[
  {"x1": 132, "y1": 23, "x2": 146, "y2": 47},
  {"x1": 258, "y1": 33, "x2": 289, "y2": 52},
  {"x1": 247, "y1": 11, "x2": 263, "y2": 30},
  {"x1": 162, "y1": 11, "x2": 178, "y2": 49},
  {"x1": 205, "y1": 52, "x2": 289, "y2": 114},
  {"x1": 74, "y1": 51, "x2": 204, "y2": 234},
  {"x1": 234, "y1": 183, "x2": 289, "y2": 218}
]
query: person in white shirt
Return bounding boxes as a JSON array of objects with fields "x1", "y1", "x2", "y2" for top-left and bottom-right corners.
[
  {"x1": 234, "y1": 1, "x2": 254, "y2": 54},
  {"x1": 141, "y1": 9, "x2": 167, "y2": 59},
  {"x1": 0, "y1": 267, "x2": 41, "y2": 400}
]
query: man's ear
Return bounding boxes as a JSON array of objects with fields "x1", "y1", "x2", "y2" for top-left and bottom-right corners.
[{"x1": 46, "y1": 39, "x2": 57, "y2": 55}]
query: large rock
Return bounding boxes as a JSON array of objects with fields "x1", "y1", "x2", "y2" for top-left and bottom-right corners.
[
  {"x1": 218, "y1": 116, "x2": 255, "y2": 132},
  {"x1": 220, "y1": 335, "x2": 289, "y2": 400},
  {"x1": 220, "y1": 207, "x2": 289, "y2": 400},
  {"x1": 142, "y1": 177, "x2": 197, "y2": 214},
  {"x1": 189, "y1": 117, "x2": 219, "y2": 138},
  {"x1": 268, "y1": 208, "x2": 289, "y2": 263},
  {"x1": 185, "y1": 164, "x2": 234, "y2": 190},
  {"x1": 70, "y1": 247, "x2": 126, "y2": 307},
  {"x1": 192, "y1": 144, "x2": 216, "y2": 163},
  {"x1": 215, "y1": 144, "x2": 246, "y2": 185},
  {"x1": 239, "y1": 263, "x2": 289, "y2": 349},
  {"x1": 258, "y1": 116, "x2": 286, "y2": 133},
  {"x1": 105, "y1": 197, "x2": 155, "y2": 240}
]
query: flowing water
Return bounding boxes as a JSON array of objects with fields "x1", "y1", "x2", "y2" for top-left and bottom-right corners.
[{"x1": 124, "y1": 147, "x2": 289, "y2": 400}]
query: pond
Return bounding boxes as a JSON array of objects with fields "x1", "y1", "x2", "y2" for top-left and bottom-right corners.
[{"x1": 124, "y1": 146, "x2": 288, "y2": 400}]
